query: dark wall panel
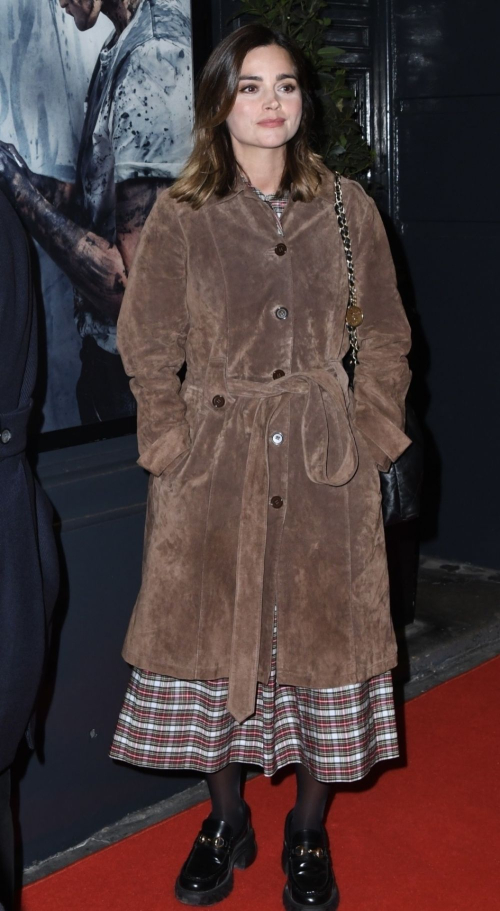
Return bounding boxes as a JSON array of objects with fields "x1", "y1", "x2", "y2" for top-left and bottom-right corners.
[
  {"x1": 391, "y1": 0, "x2": 500, "y2": 567},
  {"x1": 397, "y1": 97, "x2": 500, "y2": 223},
  {"x1": 17, "y1": 438, "x2": 200, "y2": 866},
  {"x1": 392, "y1": 0, "x2": 498, "y2": 99},
  {"x1": 400, "y1": 223, "x2": 500, "y2": 566}
]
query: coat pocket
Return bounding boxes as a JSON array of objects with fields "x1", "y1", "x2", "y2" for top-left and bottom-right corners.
[
  {"x1": 163, "y1": 400, "x2": 224, "y2": 492},
  {"x1": 137, "y1": 422, "x2": 192, "y2": 477}
]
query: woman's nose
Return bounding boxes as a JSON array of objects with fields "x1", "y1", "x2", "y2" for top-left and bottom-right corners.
[{"x1": 263, "y1": 94, "x2": 280, "y2": 109}]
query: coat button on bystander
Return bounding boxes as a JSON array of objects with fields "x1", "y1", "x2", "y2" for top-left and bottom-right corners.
[
  {"x1": 212, "y1": 395, "x2": 225, "y2": 408},
  {"x1": 270, "y1": 496, "x2": 284, "y2": 509}
]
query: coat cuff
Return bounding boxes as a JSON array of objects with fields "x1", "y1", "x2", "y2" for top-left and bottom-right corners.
[
  {"x1": 137, "y1": 422, "x2": 191, "y2": 476},
  {"x1": 353, "y1": 406, "x2": 412, "y2": 472}
]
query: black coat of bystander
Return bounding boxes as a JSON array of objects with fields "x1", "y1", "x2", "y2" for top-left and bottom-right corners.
[
  {"x1": 0, "y1": 188, "x2": 59, "y2": 771},
  {"x1": 0, "y1": 189, "x2": 59, "y2": 909}
]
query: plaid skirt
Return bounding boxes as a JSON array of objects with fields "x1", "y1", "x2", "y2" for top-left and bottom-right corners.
[{"x1": 110, "y1": 613, "x2": 399, "y2": 783}]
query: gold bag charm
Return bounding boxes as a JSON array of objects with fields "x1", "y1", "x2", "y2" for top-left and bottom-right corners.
[{"x1": 346, "y1": 305, "x2": 363, "y2": 328}]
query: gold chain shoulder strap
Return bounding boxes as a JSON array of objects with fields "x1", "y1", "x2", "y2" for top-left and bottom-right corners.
[{"x1": 333, "y1": 172, "x2": 364, "y2": 365}]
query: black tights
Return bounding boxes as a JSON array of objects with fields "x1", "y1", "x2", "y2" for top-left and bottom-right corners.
[
  {"x1": 292, "y1": 763, "x2": 332, "y2": 831},
  {"x1": 206, "y1": 764, "x2": 246, "y2": 833},
  {"x1": 205, "y1": 763, "x2": 332, "y2": 834}
]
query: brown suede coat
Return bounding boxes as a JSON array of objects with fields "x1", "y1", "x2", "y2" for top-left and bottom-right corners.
[{"x1": 117, "y1": 170, "x2": 412, "y2": 722}]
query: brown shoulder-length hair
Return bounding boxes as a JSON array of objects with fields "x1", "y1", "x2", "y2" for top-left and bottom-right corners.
[{"x1": 170, "y1": 24, "x2": 326, "y2": 208}]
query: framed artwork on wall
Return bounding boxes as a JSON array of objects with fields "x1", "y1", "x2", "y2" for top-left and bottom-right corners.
[{"x1": 0, "y1": 0, "x2": 194, "y2": 446}]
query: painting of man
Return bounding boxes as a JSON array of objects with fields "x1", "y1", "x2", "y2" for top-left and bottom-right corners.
[{"x1": 0, "y1": 0, "x2": 193, "y2": 425}]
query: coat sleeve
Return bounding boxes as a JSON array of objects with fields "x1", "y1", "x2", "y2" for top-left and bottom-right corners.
[
  {"x1": 117, "y1": 192, "x2": 191, "y2": 476},
  {"x1": 347, "y1": 185, "x2": 412, "y2": 472}
]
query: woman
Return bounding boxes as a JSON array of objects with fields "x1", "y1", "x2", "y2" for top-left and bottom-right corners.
[{"x1": 110, "y1": 23, "x2": 411, "y2": 911}]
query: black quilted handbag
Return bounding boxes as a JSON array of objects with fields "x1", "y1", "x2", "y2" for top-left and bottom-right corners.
[
  {"x1": 334, "y1": 174, "x2": 423, "y2": 526},
  {"x1": 379, "y1": 403, "x2": 423, "y2": 525}
]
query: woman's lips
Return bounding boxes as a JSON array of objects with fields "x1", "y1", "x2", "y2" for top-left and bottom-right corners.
[{"x1": 258, "y1": 119, "x2": 286, "y2": 127}]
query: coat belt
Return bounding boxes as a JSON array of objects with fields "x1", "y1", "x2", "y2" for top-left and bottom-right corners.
[{"x1": 213, "y1": 362, "x2": 359, "y2": 723}]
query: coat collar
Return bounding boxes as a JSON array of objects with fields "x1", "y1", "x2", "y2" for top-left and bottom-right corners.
[
  {"x1": 203, "y1": 166, "x2": 336, "y2": 208},
  {"x1": 203, "y1": 175, "x2": 263, "y2": 208}
]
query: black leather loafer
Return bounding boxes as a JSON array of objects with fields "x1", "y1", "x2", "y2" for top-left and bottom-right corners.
[
  {"x1": 282, "y1": 810, "x2": 339, "y2": 911},
  {"x1": 175, "y1": 807, "x2": 257, "y2": 906}
]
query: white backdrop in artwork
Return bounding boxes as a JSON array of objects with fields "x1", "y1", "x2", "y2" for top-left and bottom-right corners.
[{"x1": 0, "y1": 0, "x2": 112, "y2": 431}]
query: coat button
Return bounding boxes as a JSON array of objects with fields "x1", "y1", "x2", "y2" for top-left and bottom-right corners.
[
  {"x1": 274, "y1": 243, "x2": 287, "y2": 256},
  {"x1": 275, "y1": 307, "x2": 288, "y2": 320},
  {"x1": 1, "y1": 429, "x2": 12, "y2": 444},
  {"x1": 271, "y1": 432, "x2": 283, "y2": 445},
  {"x1": 270, "y1": 495, "x2": 284, "y2": 508},
  {"x1": 272, "y1": 369, "x2": 285, "y2": 379},
  {"x1": 212, "y1": 395, "x2": 225, "y2": 408}
]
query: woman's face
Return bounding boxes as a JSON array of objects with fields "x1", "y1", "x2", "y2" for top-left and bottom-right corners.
[{"x1": 225, "y1": 45, "x2": 303, "y2": 156}]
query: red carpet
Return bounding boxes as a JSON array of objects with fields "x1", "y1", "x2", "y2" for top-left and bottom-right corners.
[{"x1": 22, "y1": 657, "x2": 500, "y2": 911}]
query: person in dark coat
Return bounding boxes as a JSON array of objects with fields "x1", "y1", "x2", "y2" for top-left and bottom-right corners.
[{"x1": 0, "y1": 189, "x2": 59, "y2": 911}]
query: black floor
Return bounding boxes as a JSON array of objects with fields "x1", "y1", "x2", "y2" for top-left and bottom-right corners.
[{"x1": 397, "y1": 555, "x2": 500, "y2": 700}]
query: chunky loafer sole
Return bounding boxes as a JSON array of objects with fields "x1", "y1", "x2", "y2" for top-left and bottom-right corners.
[
  {"x1": 282, "y1": 811, "x2": 339, "y2": 911},
  {"x1": 175, "y1": 825, "x2": 257, "y2": 906},
  {"x1": 282, "y1": 881, "x2": 340, "y2": 911},
  {"x1": 282, "y1": 849, "x2": 340, "y2": 911}
]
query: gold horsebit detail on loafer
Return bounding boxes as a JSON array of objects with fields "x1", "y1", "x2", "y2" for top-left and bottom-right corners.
[
  {"x1": 197, "y1": 834, "x2": 227, "y2": 848},
  {"x1": 294, "y1": 845, "x2": 325, "y2": 858}
]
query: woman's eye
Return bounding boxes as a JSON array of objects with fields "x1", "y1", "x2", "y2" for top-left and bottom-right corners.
[{"x1": 239, "y1": 83, "x2": 297, "y2": 94}]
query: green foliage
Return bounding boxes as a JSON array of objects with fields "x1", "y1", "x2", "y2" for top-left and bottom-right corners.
[{"x1": 236, "y1": 0, "x2": 373, "y2": 176}]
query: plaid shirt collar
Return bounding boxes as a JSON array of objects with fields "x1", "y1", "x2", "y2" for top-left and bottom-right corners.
[{"x1": 240, "y1": 174, "x2": 290, "y2": 219}]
